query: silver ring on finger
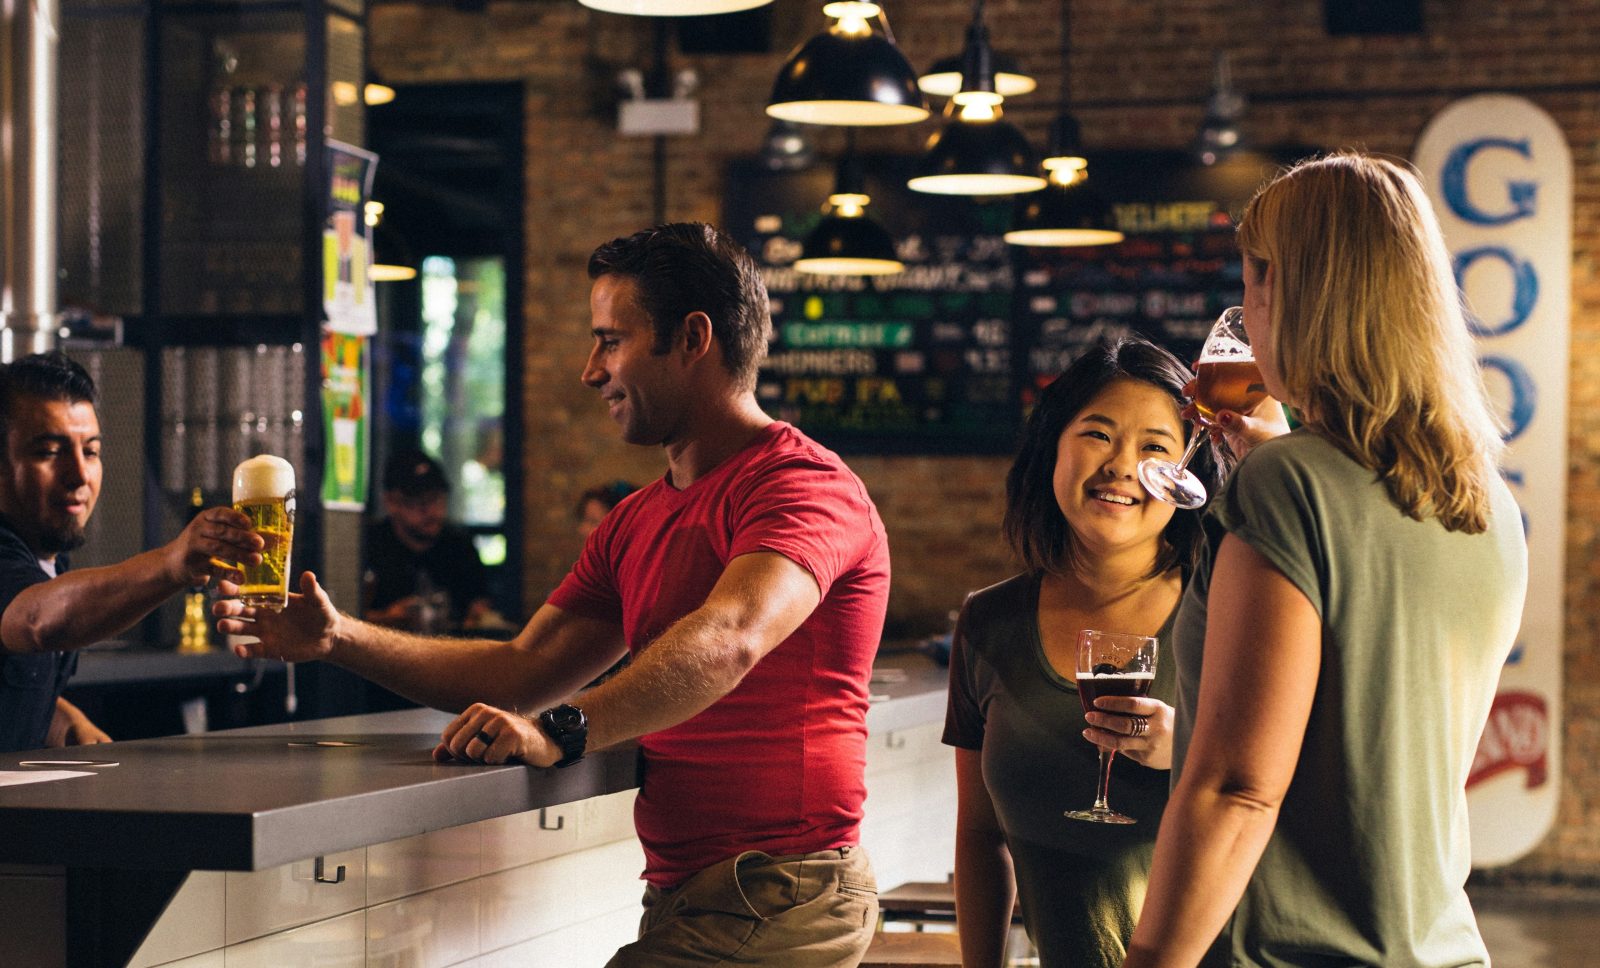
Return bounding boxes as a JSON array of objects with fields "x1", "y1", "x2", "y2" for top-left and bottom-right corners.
[{"x1": 1129, "y1": 716, "x2": 1149, "y2": 738}]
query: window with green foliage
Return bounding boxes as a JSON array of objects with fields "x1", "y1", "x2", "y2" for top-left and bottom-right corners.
[{"x1": 419, "y1": 255, "x2": 506, "y2": 563}]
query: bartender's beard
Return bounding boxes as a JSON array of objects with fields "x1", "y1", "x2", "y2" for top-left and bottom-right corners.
[{"x1": 38, "y1": 520, "x2": 88, "y2": 556}]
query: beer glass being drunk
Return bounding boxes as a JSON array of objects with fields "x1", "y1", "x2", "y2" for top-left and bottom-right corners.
[
  {"x1": 1065, "y1": 629, "x2": 1158, "y2": 825},
  {"x1": 1137, "y1": 306, "x2": 1266, "y2": 509},
  {"x1": 232, "y1": 455, "x2": 295, "y2": 611}
]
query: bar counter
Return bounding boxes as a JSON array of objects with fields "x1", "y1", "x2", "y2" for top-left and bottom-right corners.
[{"x1": 0, "y1": 651, "x2": 954, "y2": 967}]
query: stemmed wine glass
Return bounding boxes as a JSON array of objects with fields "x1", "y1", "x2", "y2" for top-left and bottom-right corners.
[
  {"x1": 1064, "y1": 629, "x2": 1158, "y2": 825},
  {"x1": 1137, "y1": 306, "x2": 1266, "y2": 509}
]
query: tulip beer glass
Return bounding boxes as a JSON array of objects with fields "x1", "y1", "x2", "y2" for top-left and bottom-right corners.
[
  {"x1": 233, "y1": 455, "x2": 295, "y2": 610},
  {"x1": 1064, "y1": 629, "x2": 1158, "y2": 825},
  {"x1": 1137, "y1": 306, "x2": 1266, "y2": 509}
]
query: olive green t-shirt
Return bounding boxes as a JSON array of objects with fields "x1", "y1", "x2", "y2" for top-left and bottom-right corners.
[
  {"x1": 944, "y1": 573, "x2": 1176, "y2": 968},
  {"x1": 1172, "y1": 429, "x2": 1527, "y2": 968}
]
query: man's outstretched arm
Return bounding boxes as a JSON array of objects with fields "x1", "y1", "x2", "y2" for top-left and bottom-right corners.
[{"x1": 216, "y1": 571, "x2": 627, "y2": 714}]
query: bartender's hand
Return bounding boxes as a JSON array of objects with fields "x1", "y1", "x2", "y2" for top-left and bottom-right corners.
[
  {"x1": 169, "y1": 507, "x2": 262, "y2": 587},
  {"x1": 213, "y1": 571, "x2": 341, "y2": 662},
  {"x1": 1084, "y1": 697, "x2": 1174, "y2": 771},
  {"x1": 1181, "y1": 381, "x2": 1292, "y2": 461},
  {"x1": 434, "y1": 702, "x2": 559, "y2": 768},
  {"x1": 47, "y1": 697, "x2": 111, "y2": 747}
]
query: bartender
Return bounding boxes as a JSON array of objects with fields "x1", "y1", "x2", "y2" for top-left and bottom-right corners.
[{"x1": 0, "y1": 351, "x2": 262, "y2": 752}]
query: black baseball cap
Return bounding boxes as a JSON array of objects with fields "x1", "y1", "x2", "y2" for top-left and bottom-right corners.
[{"x1": 383, "y1": 449, "x2": 450, "y2": 497}]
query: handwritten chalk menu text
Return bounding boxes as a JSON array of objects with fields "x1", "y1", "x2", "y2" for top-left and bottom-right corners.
[
  {"x1": 727, "y1": 156, "x2": 1019, "y2": 454},
  {"x1": 725, "y1": 150, "x2": 1296, "y2": 453}
]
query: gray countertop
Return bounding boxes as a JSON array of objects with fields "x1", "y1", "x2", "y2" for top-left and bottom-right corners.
[{"x1": 0, "y1": 653, "x2": 949, "y2": 873}]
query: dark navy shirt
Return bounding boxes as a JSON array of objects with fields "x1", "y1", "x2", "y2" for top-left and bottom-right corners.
[{"x1": 0, "y1": 516, "x2": 77, "y2": 752}]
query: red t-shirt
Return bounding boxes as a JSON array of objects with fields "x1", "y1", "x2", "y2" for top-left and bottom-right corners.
[{"x1": 548, "y1": 422, "x2": 890, "y2": 887}]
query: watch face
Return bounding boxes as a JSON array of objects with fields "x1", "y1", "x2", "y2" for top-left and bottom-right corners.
[{"x1": 548, "y1": 705, "x2": 585, "y2": 731}]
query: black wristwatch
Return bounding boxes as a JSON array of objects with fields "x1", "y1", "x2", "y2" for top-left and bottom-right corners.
[{"x1": 538, "y1": 704, "x2": 588, "y2": 768}]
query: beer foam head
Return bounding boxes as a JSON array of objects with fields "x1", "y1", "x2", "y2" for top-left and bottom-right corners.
[
  {"x1": 233, "y1": 455, "x2": 295, "y2": 502},
  {"x1": 1198, "y1": 334, "x2": 1253, "y2": 364}
]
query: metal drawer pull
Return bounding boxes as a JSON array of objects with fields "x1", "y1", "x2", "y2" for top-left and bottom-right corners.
[
  {"x1": 539, "y1": 808, "x2": 565, "y2": 831},
  {"x1": 313, "y1": 856, "x2": 346, "y2": 884},
  {"x1": 885, "y1": 731, "x2": 907, "y2": 750}
]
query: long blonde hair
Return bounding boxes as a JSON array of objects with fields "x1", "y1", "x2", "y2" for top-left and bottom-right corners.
[{"x1": 1236, "y1": 152, "x2": 1504, "y2": 533}]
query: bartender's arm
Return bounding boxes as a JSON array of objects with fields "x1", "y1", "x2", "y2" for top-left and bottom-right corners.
[
  {"x1": 0, "y1": 507, "x2": 261, "y2": 655},
  {"x1": 434, "y1": 550, "x2": 818, "y2": 766}
]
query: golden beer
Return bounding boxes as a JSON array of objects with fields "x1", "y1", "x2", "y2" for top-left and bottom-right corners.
[
  {"x1": 235, "y1": 497, "x2": 293, "y2": 608},
  {"x1": 1192, "y1": 359, "x2": 1267, "y2": 423},
  {"x1": 233, "y1": 455, "x2": 296, "y2": 611}
]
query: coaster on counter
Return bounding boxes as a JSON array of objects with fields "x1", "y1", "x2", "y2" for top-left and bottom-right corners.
[{"x1": 18, "y1": 759, "x2": 120, "y2": 768}]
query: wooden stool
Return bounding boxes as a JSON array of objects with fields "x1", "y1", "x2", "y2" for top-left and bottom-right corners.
[{"x1": 860, "y1": 929, "x2": 963, "y2": 967}]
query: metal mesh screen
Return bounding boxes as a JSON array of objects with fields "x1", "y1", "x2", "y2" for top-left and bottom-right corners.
[
  {"x1": 157, "y1": 11, "x2": 306, "y2": 316},
  {"x1": 59, "y1": 4, "x2": 147, "y2": 317}
]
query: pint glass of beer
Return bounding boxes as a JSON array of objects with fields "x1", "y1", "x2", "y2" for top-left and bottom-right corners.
[{"x1": 233, "y1": 455, "x2": 296, "y2": 611}]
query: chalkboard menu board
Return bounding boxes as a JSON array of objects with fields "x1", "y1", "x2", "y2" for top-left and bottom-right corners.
[{"x1": 725, "y1": 149, "x2": 1298, "y2": 454}]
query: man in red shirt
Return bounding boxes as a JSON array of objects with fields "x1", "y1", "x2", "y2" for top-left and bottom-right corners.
[{"x1": 217, "y1": 223, "x2": 891, "y2": 966}]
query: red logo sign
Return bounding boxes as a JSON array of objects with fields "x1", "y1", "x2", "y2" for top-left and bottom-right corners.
[{"x1": 1469, "y1": 691, "x2": 1548, "y2": 790}]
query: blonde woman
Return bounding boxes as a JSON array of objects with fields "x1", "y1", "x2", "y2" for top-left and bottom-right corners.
[{"x1": 1124, "y1": 153, "x2": 1528, "y2": 968}]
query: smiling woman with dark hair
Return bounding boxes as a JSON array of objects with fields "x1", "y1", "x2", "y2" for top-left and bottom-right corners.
[{"x1": 943, "y1": 336, "x2": 1224, "y2": 968}]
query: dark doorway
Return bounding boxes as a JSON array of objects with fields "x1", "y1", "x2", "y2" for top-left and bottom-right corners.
[{"x1": 366, "y1": 82, "x2": 525, "y2": 624}]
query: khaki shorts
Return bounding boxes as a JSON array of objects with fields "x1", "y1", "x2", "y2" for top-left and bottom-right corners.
[{"x1": 605, "y1": 845, "x2": 878, "y2": 967}]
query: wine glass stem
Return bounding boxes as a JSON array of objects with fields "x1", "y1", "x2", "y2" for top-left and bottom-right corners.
[
  {"x1": 1172, "y1": 425, "x2": 1206, "y2": 474},
  {"x1": 1094, "y1": 749, "x2": 1116, "y2": 812}
]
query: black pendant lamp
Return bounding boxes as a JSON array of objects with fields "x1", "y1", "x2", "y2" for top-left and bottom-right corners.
[
  {"x1": 1193, "y1": 50, "x2": 1247, "y2": 166},
  {"x1": 918, "y1": 51, "x2": 1036, "y2": 100},
  {"x1": 1004, "y1": 0, "x2": 1120, "y2": 245},
  {"x1": 796, "y1": 143, "x2": 904, "y2": 276},
  {"x1": 1004, "y1": 168, "x2": 1123, "y2": 247},
  {"x1": 580, "y1": 0, "x2": 773, "y2": 14},
  {"x1": 907, "y1": 0, "x2": 1045, "y2": 196},
  {"x1": 768, "y1": 2, "x2": 929, "y2": 127}
]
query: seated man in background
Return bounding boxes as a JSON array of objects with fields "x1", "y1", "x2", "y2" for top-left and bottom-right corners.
[
  {"x1": 362, "y1": 449, "x2": 498, "y2": 632},
  {"x1": 0, "y1": 351, "x2": 261, "y2": 752}
]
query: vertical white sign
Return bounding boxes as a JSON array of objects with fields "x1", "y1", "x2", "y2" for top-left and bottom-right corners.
[{"x1": 1414, "y1": 95, "x2": 1569, "y2": 867}]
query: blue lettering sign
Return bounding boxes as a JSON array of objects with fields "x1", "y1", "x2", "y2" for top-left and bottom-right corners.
[
  {"x1": 1481, "y1": 355, "x2": 1536, "y2": 443},
  {"x1": 1442, "y1": 138, "x2": 1538, "y2": 225},
  {"x1": 1441, "y1": 138, "x2": 1537, "y2": 226},
  {"x1": 1456, "y1": 247, "x2": 1538, "y2": 335}
]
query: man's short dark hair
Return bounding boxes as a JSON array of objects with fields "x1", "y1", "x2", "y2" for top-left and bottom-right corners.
[
  {"x1": 0, "y1": 350, "x2": 99, "y2": 441},
  {"x1": 1004, "y1": 336, "x2": 1223, "y2": 580},
  {"x1": 383, "y1": 449, "x2": 450, "y2": 498},
  {"x1": 587, "y1": 222, "x2": 770, "y2": 391}
]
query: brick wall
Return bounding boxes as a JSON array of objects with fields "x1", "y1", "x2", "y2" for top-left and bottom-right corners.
[{"x1": 372, "y1": 0, "x2": 1600, "y2": 879}]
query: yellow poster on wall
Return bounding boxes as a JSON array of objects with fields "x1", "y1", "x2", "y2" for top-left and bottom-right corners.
[{"x1": 321, "y1": 328, "x2": 369, "y2": 510}]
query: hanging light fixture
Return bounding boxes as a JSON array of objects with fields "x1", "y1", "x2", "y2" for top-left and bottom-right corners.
[
  {"x1": 1003, "y1": 0, "x2": 1119, "y2": 246},
  {"x1": 767, "y1": 2, "x2": 929, "y2": 127},
  {"x1": 366, "y1": 201, "x2": 417, "y2": 283},
  {"x1": 1193, "y1": 50, "x2": 1247, "y2": 166},
  {"x1": 1004, "y1": 166, "x2": 1123, "y2": 247},
  {"x1": 758, "y1": 119, "x2": 817, "y2": 171},
  {"x1": 795, "y1": 139, "x2": 904, "y2": 276},
  {"x1": 907, "y1": 0, "x2": 1045, "y2": 196},
  {"x1": 579, "y1": 0, "x2": 774, "y2": 15},
  {"x1": 918, "y1": 55, "x2": 1035, "y2": 100}
]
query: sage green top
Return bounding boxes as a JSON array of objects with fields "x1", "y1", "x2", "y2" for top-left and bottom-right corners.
[
  {"x1": 1172, "y1": 429, "x2": 1527, "y2": 968},
  {"x1": 945, "y1": 573, "x2": 1176, "y2": 968}
]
